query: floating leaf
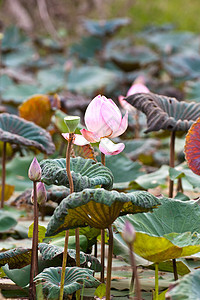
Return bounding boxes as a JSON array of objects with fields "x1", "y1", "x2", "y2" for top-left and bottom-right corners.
[
  {"x1": 129, "y1": 165, "x2": 169, "y2": 189},
  {"x1": 110, "y1": 45, "x2": 159, "y2": 71},
  {"x1": 185, "y1": 117, "x2": 200, "y2": 175},
  {"x1": 83, "y1": 18, "x2": 130, "y2": 36},
  {"x1": 40, "y1": 157, "x2": 113, "y2": 191},
  {"x1": 0, "y1": 113, "x2": 55, "y2": 154},
  {"x1": 0, "y1": 210, "x2": 17, "y2": 232},
  {"x1": 0, "y1": 248, "x2": 31, "y2": 269},
  {"x1": 19, "y1": 94, "x2": 54, "y2": 128},
  {"x1": 46, "y1": 188, "x2": 160, "y2": 236},
  {"x1": 126, "y1": 93, "x2": 200, "y2": 133},
  {"x1": 164, "y1": 53, "x2": 200, "y2": 80},
  {"x1": 115, "y1": 198, "x2": 200, "y2": 262},
  {"x1": 166, "y1": 269, "x2": 200, "y2": 299},
  {"x1": 0, "y1": 184, "x2": 14, "y2": 202},
  {"x1": 34, "y1": 267, "x2": 100, "y2": 298},
  {"x1": 103, "y1": 153, "x2": 144, "y2": 183},
  {"x1": 1, "y1": 26, "x2": 28, "y2": 51},
  {"x1": 142, "y1": 31, "x2": 195, "y2": 53},
  {"x1": 67, "y1": 66, "x2": 118, "y2": 95},
  {"x1": 1, "y1": 83, "x2": 40, "y2": 103},
  {"x1": 70, "y1": 36, "x2": 102, "y2": 60},
  {"x1": 37, "y1": 67, "x2": 66, "y2": 93}
]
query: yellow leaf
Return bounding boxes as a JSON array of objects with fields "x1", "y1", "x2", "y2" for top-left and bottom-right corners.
[
  {"x1": 0, "y1": 184, "x2": 15, "y2": 202},
  {"x1": 19, "y1": 94, "x2": 53, "y2": 128}
]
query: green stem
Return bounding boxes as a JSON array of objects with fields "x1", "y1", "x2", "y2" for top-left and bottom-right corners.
[
  {"x1": 155, "y1": 263, "x2": 159, "y2": 300},
  {"x1": 100, "y1": 152, "x2": 105, "y2": 283},
  {"x1": 1, "y1": 142, "x2": 6, "y2": 209},
  {"x1": 59, "y1": 133, "x2": 74, "y2": 300},
  {"x1": 129, "y1": 244, "x2": 141, "y2": 300},
  {"x1": 29, "y1": 181, "x2": 38, "y2": 300},
  {"x1": 59, "y1": 230, "x2": 69, "y2": 300},
  {"x1": 169, "y1": 131, "x2": 176, "y2": 198},
  {"x1": 106, "y1": 225, "x2": 113, "y2": 300},
  {"x1": 168, "y1": 131, "x2": 178, "y2": 281}
]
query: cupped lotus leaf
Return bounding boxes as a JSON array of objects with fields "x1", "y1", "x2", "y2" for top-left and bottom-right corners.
[
  {"x1": 115, "y1": 198, "x2": 200, "y2": 263},
  {"x1": 0, "y1": 248, "x2": 31, "y2": 269},
  {"x1": 0, "y1": 113, "x2": 55, "y2": 155},
  {"x1": 40, "y1": 157, "x2": 113, "y2": 191},
  {"x1": 34, "y1": 267, "x2": 100, "y2": 299},
  {"x1": 185, "y1": 117, "x2": 200, "y2": 175},
  {"x1": 46, "y1": 188, "x2": 160, "y2": 236},
  {"x1": 38, "y1": 243, "x2": 102, "y2": 272},
  {"x1": 126, "y1": 93, "x2": 200, "y2": 133},
  {"x1": 165, "y1": 269, "x2": 200, "y2": 300},
  {"x1": 83, "y1": 18, "x2": 130, "y2": 36},
  {"x1": 19, "y1": 94, "x2": 54, "y2": 128}
]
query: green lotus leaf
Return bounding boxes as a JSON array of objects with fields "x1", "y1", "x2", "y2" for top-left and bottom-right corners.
[
  {"x1": 46, "y1": 188, "x2": 160, "y2": 236},
  {"x1": 164, "y1": 53, "x2": 200, "y2": 81},
  {"x1": 115, "y1": 198, "x2": 200, "y2": 262},
  {"x1": 34, "y1": 267, "x2": 100, "y2": 299},
  {"x1": 0, "y1": 113, "x2": 55, "y2": 155},
  {"x1": 83, "y1": 18, "x2": 130, "y2": 37},
  {"x1": 38, "y1": 243, "x2": 102, "y2": 272},
  {"x1": 0, "y1": 248, "x2": 31, "y2": 269},
  {"x1": 166, "y1": 269, "x2": 200, "y2": 299},
  {"x1": 126, "y1": 92, "x2": 200, "y2": 133},
  {"x1": 40, "y1": 157, "x2": 114, "y2": 191},
  {"x1": 0, "y1": 210, "x2": 17, "y2": 232}
]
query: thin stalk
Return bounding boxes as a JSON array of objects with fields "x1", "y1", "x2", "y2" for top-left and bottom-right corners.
[
  {"x1": 29, "y1": 181, "x2": 38, "y2": 300},
  {"x1": 135, "y1": 111, "x2": 140, "y2": 139},
  {"x1": 59, "y1": 230, "x2": 69, "y2": 300},
  {"x1": 100, "y1": 152, "x2": 105, "y2": 283},
  {"x1": 172, "y1": 258, "x2": 178, "y2": 281},
  {"x1": 177, "y1": 177, "x2": 183, "y2": 193},
  {"x1": 75, "y1": 227, "x2": 81, "y2": 300},
  {"x1": 155, "y1": 263, "x2": 159, "y2": 300},
  {"x1": 169, "y1": 131, "x2": 176, "y2": 198},
  {"x1": 1, "y1": 142, "x2": 6, "y2": 209},
  {"x1": 168, "y1": 131, "x2": 178, "y2": 281},
  {"x1": 59, "y1": 133, "x2": 74, "y2": 300},
  {"x1": 129, "y1": 244, "x2": 141, "y2": 300},
  {"x1": 106, "y1": 225, "x2": 113, "y2": 300}
]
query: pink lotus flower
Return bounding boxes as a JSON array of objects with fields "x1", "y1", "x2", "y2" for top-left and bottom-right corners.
[
  {"x1": 62, "y1": 95, "x2": 128, "y2": 155},
  {"x1": 118, "y1": 76, "x2": 149, "y2": 111}
]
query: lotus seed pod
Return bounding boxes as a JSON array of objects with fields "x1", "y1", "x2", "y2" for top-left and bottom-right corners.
[
  {"x1": 64, "y1": 116, "x2": 80, "y2": 133},
  {"x1": 28, "y1": 157, "x2": 41, "y2": 182}
]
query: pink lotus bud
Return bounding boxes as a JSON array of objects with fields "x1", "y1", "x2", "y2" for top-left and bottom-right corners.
[
  {"x1": 28, "y1": 157, "x2": 41, "y2": 182},
  {"x1": 31, "y1": 182, "x2": 47, "y2": 205},
  {"x1": 122, "y1": 221, "x2": 136, "y2": 244}
]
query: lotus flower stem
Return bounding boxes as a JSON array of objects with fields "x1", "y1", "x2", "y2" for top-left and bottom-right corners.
[
  {"x1": 29, "y1": 181, "x2": 39, "y2": 299},
  {"x1": 169, "y1": 131, "x2": 176, "y2": 198},
  {"x1": 172, "y1": 258, "x2": 178, "y2": 281},
  {"x1": 155, "y1": 263, "x2": 159, "y2": 300},
  {"x1": 59, "y1": 230, "x2": 69, "y2": 300},
  {"x1": 60, "y1": 132, "x2": 81, "y2": 300},
  {"x1": 169, "y1": 131, "x2": 178, "y2": 281},
  {"x1": 100, "y1": 152, "x2": 105, "y2": 283},
  {"x1": 66, "y1": 133, "x2": 74, "y2": 194},
  {"x1": 106, "y1": 225, "x2": 113, "y2": 300},
  {"x1": 129, "y1": 244, "x2": 141, "y2": 300},
  {"x1": 0, "y1": 142, "x2": 6, "y2": 209}
]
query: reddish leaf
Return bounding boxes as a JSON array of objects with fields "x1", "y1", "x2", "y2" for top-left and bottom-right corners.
[{"x1": 185, "y1": 117, "x2": 200, "y2": 175}]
